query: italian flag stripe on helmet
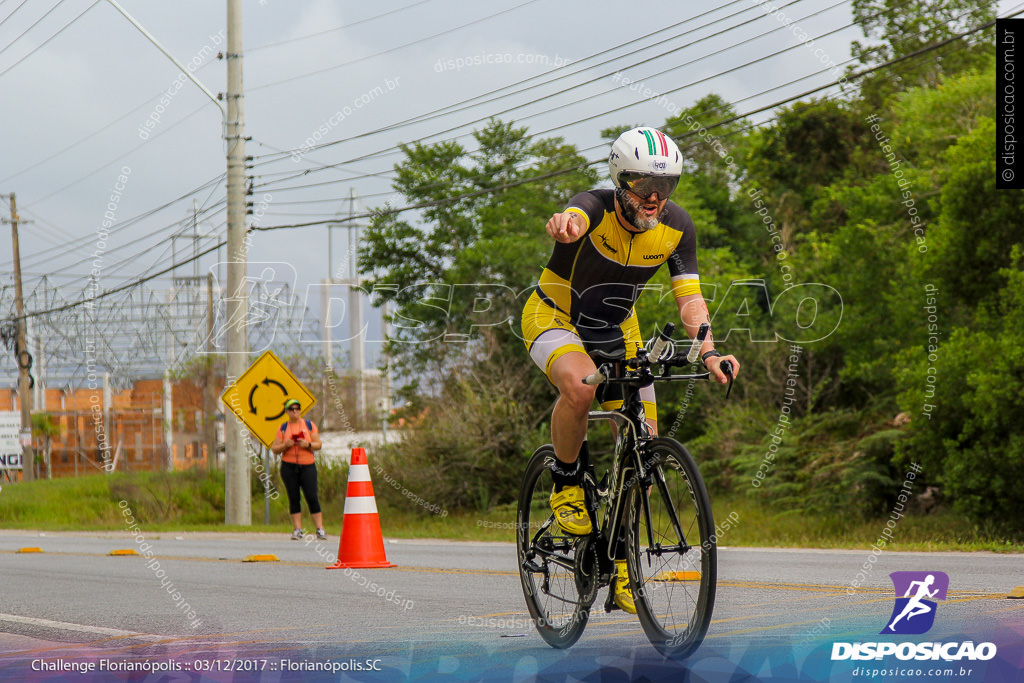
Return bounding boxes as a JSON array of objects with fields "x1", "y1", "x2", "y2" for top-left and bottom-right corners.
[
  {"x1": 641, "y1": 129, "x2": 656, "y2": 155},
  {"x1": 640, "y1": 128, "x2": 669, "y2": 157}
]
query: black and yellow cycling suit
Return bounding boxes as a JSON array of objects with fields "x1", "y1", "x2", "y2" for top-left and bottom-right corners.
[{"x1": 521, "y1": 189, "x2": 703, "y2": 414}]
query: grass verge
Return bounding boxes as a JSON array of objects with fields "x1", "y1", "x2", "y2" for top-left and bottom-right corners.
[{"x1": 1, "y1": 471, "x2": 1021, "y2": 552}]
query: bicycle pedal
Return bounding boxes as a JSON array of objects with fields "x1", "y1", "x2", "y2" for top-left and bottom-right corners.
[{"x1": 603, "y1": 590, "x2": 619, "y2": 613}]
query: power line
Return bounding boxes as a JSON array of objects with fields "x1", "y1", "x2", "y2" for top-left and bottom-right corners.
[
  {"x1": 249, "y1": 0, "x2": 872, "y2": 192},
  {"x1": 249, "y1": 0, "x2": 766, "y2": 164},
  {"x1": 249, "y1": 0, "x2": 959, "y2": 200},
  {"x1": 0, "y1": 0, "x2": 31, "y2": 31},
  {"x1": 251, "y1": 11, "x2": 1008, "y2": 232},
  {"x1": 2, "y1": 52, "x2": 221, "y2": 184},
  {"x1": 1, "y1": 91, "x2": 181, "y2": 184},
  {"x1": 247, "y1": 0, "x2": 437, "y2": 53},
  {"x1": 248, "y1": 0, "x2": 543, "y2": 92},
  {"x1": 19, "y1": 239, "x2": 225, "y2": 321},
  {"x1": 2, "y1": 172, "x2": 225, "y2": 270},
  {"x1": 251, "y1": 3, "x2": 860, "y2": 194},
  {"x1": 0, "y1": 0, "x2": 65, "y2": 57},
  {"x1": 27, "y1": 101, "x2": 218, "y2": 205},
  {"x1": 0, "y1": 0, "x2": 99, "y2": 80}
]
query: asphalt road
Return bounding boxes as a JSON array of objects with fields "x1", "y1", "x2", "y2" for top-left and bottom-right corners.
[{"x1": 0, "y1": 530, "x2": 1022, "y2": 682}]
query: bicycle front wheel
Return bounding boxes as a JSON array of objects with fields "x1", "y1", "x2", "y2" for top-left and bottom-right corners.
[
  {"x1": 625, "y1": 437, "x2": 716, "y2": 658},
  {"x1": 516, "y1": 445, "x2": 596, "y2": 649}
]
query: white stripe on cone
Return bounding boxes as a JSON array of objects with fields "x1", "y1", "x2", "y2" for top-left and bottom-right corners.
[
  {"x1": 348, "y1": 464, "x2": 372, "y2": 482},
  {"x1": 343, "y1": 496, "x2": 378, "y2": 515}
]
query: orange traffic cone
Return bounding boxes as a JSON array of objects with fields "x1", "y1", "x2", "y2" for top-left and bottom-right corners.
[{"x1": 326, "y1": 448, "x2": 396, "y2": 569}]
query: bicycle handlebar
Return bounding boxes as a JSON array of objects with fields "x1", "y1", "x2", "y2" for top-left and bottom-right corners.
[
  {"x1": 686, "y1": 322, "x2": 710, "y2": 364},
  {"x1": 648, "y1": 322, "x2": 675, "y2": 363},
  {"x1": 582, "y1": 366, "x2": 609, "y2": 386},
  {"x1": 580, "y1": 323, "x2": 735, "y2": 398}
]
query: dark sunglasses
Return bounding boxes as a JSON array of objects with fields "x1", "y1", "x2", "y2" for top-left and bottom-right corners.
[
  {"x1": 618, "y1": 172, "x2": 679, "y2": 200},
  {"x1": 287, "y1": 405, "x2": 301, "y2": 411}
]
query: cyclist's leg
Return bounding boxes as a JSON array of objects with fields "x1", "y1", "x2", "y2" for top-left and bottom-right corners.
[
  {"x1": 521, "y1": 290, "x2": 595, "y2": 466},
  {"x1": 549, "y1": 352, "x2": 598, "y2": 466}
]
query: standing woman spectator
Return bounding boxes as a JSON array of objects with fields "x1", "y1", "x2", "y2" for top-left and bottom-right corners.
[{"x1": 271, "y1": 399, "x2": 326, "y2": 540}]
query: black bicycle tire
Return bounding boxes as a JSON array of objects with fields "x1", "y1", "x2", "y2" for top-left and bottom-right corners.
[
  {"x1": 625, "y1": 437, "x2": 717, "y2": 658},
  {"x1": 516, "y1": 444, "x2": 592, "y2": 649}
]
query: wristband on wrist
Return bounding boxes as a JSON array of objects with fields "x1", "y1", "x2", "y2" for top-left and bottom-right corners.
[{"x1": 701, "y1": 349, "x2": 721, "y2": 367}]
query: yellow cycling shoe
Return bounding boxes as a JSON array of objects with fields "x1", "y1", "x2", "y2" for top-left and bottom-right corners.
[
  {"x1": 613, "y1": 560, "x2": 637, "y2": 614},
  {"x1": 549, "y1": 485, "x2": 592, "y2": 535}
]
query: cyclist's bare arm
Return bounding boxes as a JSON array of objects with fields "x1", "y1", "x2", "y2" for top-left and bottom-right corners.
[
  {"x1": 676, "y1": 293, "x2": 741, "y2": 384},
  {"x1": 546, "y1": 210, "x2": 586, "y2": 243}
]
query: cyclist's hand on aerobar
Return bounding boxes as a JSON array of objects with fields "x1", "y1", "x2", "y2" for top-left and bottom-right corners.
[
  {"x1": 705, "y1": 354, "x2": 740, "y2": 385},
  {"x1": 547, "y1": 211, "x2": 584, "y2": 243}
]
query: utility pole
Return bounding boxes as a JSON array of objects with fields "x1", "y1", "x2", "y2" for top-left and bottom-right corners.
[
  {"x1": 4, "y1": 194, "x2": 34, "y2": 481},
  {"x1": 346, "y1": 189, "x2": 366, "y2": 427},
  {"x1": 321, "y1": 189, "x2": 369, "y2": 427},
  {"x1": 223, "y1": 0, "x2": 250, "y2": 525},
  {"x1": 204, "y1": 273, "x2": 217, "y2": 470}
]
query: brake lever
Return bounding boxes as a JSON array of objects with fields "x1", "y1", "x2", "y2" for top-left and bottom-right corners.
[{"x1": 720, "y1": 359, "x2": 734, "y2": 399}]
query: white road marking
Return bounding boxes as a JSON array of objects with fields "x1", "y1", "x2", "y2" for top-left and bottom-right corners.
[{"x1": 0, "y1": 613, "x2": 164, "y2": 641}]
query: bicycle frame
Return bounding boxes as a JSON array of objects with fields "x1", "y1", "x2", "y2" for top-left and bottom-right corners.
[{"x1": 585, "y1": 357, "x2": 712, "y2": 565}]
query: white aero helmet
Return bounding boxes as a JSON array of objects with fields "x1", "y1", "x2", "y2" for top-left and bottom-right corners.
[{"x1": 609, "y1": 127, "x2": 682, "y2": 199}]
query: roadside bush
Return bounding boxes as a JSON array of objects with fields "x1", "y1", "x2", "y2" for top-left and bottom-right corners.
[
  {"x1": 109, "y1": 469, "x2": 225, "y2": 525},
  {"x1": 373, "y1": 339, "x2": 548, "y2": 513}
]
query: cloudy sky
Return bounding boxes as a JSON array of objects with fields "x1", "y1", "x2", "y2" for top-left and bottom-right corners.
[{"x1": 0, "y1": 0, "x2": 1010, "y2": 383}]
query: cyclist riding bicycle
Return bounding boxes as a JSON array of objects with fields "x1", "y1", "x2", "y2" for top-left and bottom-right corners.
[{"x1": 520, "y1": 127, "x2": 741, "y2": 614}]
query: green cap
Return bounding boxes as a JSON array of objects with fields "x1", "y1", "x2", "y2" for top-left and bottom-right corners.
[{"x1": 284, "y1": 399, "x2": 301, "y2": 409}]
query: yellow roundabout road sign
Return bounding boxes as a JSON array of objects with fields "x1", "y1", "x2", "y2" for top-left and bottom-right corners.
[{"x1": 220, "y1": 350, "x2": 317, "y2": 447}]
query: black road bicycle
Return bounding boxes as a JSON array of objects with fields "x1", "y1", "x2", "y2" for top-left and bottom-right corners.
[{"x1": 516, "y1": 323, "x2": 732, "y2": 657}]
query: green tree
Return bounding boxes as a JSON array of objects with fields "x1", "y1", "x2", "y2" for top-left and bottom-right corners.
[
  {"x1": 850, "y1": 0, "x2": 995, "y2": 105},
  {"x1": 744, "y1": 100, "x2": 870, "y2": 228},
  {"x1": 361, "y1": 119, "x2": 596, "y2": 405},
  {"x1": 662, "y1": 94, "x2": 758, "y2": 259},
  {"x1": 897, "y1": 249, "x2": 1024, "y2": 533},
  {"x1": 892, "y1": 116, "x2": 1024, "y2": 533},
  {"x1": 31, "y1": 413, "x2": 61, "y2": 480}
]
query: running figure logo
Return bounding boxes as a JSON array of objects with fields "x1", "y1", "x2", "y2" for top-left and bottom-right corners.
[{"x1": 881, "y1": 571, "x2": 949, "y2": 635}]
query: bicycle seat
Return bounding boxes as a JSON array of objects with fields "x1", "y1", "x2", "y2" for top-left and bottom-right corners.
[{"x1": 588, "y1": 348, "x2": 626, "y2": 362}]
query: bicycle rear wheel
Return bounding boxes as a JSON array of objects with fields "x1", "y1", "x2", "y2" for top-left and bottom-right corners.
[
  {"x1": 516, "y1": 445, "x2": 596, "y2": 649},
  {"x1": 625, "y1": 437, "x2": 716, "y2": 657}
]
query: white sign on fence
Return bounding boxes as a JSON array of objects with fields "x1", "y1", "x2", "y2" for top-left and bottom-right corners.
[
  {"x1": 0, "y1": 453, "x2": 22, "y2": 469},
  {"x1": 1, "y1": 412, "x2": 24, "y2": 469}
]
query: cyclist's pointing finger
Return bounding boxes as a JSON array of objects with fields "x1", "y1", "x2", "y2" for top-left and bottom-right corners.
[
  {"x1": 546, "y1": 213, "x2": 566, "y2": 241},
  {"x1": 565, "y1": 213, "x2": 581, "y2": 239}
]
